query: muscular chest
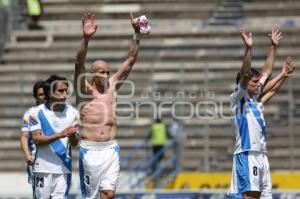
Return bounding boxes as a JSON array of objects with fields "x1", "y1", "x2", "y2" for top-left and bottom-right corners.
[{"x1": 81, "y1": 93, "x2": 116, "y2": 122}]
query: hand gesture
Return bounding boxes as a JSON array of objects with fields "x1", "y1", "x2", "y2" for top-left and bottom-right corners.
[
  {"x1": 129, "y1": 13, "x2": 140, "y2": 33},
  {"x1": 240, "y1": 28, "x2": 253, "y2": 48},
  {"x1": 281, "y1": 56, "x2": 295, "y2": 78},
  {"x1": 59, "y1": 126, "x2": 76, "y2": 138},
  {"x1": 268, "y1": 28, "x2": 283, "y2": 46},
  {"x1": 82, "y1": 13, "x2": 98, "y2": 38}
]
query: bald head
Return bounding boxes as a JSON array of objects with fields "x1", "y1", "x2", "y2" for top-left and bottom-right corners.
[
  {"x1": 90, "y1": 60, "x2": 110, "y2": 73},
  {"x1": 89, "y1": 60, "x2": 110, "y2": 88}
]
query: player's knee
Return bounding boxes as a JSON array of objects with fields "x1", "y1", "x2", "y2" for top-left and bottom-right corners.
[{"x1": 102, "y1": 190, "x2": 115, "y2": 199}]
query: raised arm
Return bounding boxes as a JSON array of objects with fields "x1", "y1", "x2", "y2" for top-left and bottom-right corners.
[
  {"x1": 261, "y1": 28, "x2": 283, "y2": 76},
  {"x1": 74, "y1": 13, "x2": 98, "y2": 105},
  {"x1": 260, "y1": 56, "x2": 295, "y2": 104},
  {"x1": 111, "y1": 13, "x2": 142, "y2": 90},
  {"x1": 261, "y1": 56, "x2": 293, "y2": 96},
  {"x1": 260, "y1": 72, "x2": 282, "y2": 97},
  {"x1": 239, "y1": 28, "x2": 253, "y2": 88},
  {"x1": 231, "y1": 29, "x2": 253, "y2": 103}
]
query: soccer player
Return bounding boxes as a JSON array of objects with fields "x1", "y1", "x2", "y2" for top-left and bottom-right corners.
[
  {"x1": 74, "y1": 13, "x2": 148, "y2": 199},
  {"x1": 20, "y1": 80, "x2": 45, "y2": 195},
  {"x1": 29, "y1": 75, "x2": 79, "y2": 198},
  {"x1": 228, "y1": 28, "x2": 282, "y2": 199}
]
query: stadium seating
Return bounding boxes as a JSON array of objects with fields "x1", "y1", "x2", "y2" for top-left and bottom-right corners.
[{"x1": 0, "y1": 0, "x2": 300, "y2": 177}]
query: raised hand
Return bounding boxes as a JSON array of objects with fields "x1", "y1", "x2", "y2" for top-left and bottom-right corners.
[
  {"x1": 129, "y1": 12, "x2": 140, "y2": 33},
  {"x1": 281, "y1": 56, "x2": 295, "y2": 78},
  {"x1": 268, "y1": 28, "x2": 283, "y2": 46},
  {"x1": 240, "y1": 28, "x2": 253, "y2": 48},
  {"x1": 82, "y1": 13, "x2": 98, "y2": 38}
]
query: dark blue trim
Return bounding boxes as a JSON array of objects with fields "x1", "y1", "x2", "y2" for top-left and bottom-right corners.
[
  {"x1": 234, "y1": 86, "x2": 238, "y2": 92},
  {"x1": 33, "y1": 172, "x2": 36, "y2": 199},
  {"x1": 45, "y1": 101, "x2": 66, "y2": 112},
  {"x1": 79, "y1": 147, "x2": 88, "y2": 198},
  {"x1": 64, "y1": 173, "x2": 72, "y2": 198},
  {"x1": 28, "y1": 132, "x2": 35, "y2": 152},
  {"x1": 240, "y1": 97, "x2": 245, "y2": 115}
]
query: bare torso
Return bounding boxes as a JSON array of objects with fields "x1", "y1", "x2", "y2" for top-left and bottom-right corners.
[{"x1": 80, "y1": 84, "x2": 117, "y2": 142}]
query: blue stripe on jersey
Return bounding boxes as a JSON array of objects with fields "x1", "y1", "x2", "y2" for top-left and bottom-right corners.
[
  {"x1": 38, "y1": 110, "x2": 71, "y2": 172},
  {"x1": 237, "y1": 98, "x2": 250, "y2": 150},
  {"x1": 248, "y1": 101, "x2": 266, "y2": 138},
  {"x1": 235, "y1": 151, "x2": 250, "y2": 193},
  {"x1": 79, "y1": 147, "x2": 88, "y2": 198},
  {"x1": 238, "y1": 117, "x2": 251, "y2": 150},
  {"x1": 64, "y1": 173, "x2": 72, "y2": 198}
]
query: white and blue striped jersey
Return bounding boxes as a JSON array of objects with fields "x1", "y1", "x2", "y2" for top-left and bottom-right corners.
[
  {"x1": 29, "y1": 103, "x2": 80, "y2": 174},
  {"x1": 22, "y1": 107, "x2": 37, "y2": 158},
  {"x1": 230, "y1": 83, "x2": 267, "y2": 154}
]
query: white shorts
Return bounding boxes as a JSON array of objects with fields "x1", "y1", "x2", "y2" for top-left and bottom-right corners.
[
  {"x1": 33, "y1": 172, "x2": 71, "y2": 199},
  {"x1": 228, "y1": 151, "x2": 272, "y2": 199},
  {"x1": 79, "y1": 140, "x2": 120, "y2": 199}
]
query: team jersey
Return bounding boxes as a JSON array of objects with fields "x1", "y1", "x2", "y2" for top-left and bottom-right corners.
[
  {"x1": 230, "y1": 74, "x2": 268, "y2": 154},
  {"x1": 21, "y1": 107, "x2": 37, "y2": 158},
  {"x1": 29, "y1": 103, "x2": 80, "y2": 174}
]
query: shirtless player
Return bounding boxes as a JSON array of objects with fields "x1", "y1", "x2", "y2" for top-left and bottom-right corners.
[{"x1": 74, "y1": 13, "x2": 146, "y2": 199}]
